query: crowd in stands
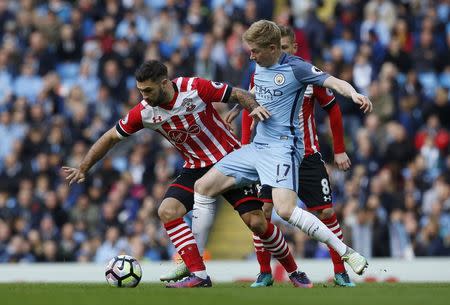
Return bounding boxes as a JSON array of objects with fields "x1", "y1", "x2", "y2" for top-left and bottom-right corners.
[{"x1": 0, "y1": 0, "x2": 449, "y2": 263}]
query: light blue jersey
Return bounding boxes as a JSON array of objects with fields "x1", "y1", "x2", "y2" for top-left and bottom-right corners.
[
  {"x1": 214, "y1": 53, "x2": 330, "y2": 192},
  {"x1": 253, "y1": 52, "x2": 330, "y2": 148}
]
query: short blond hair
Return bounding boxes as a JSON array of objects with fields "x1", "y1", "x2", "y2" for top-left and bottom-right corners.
[{"x1": 243, "y1": 20, "x2": 281, "y2": 48}]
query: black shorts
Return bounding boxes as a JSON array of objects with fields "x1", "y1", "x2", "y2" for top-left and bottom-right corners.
[
  {"x1": 259, "y1": 153, "x2": 333, "y2": 211},
  {"x1": 163, "y1": 166, "x2": 263, "y2": 215}
]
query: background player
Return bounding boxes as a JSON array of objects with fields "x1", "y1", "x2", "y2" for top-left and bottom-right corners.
[
  {"x1": 64, "y1": 60, "x2": 313, "y2": 288},
  {"x1": 192, "y1": 20, "x2": 372, "y2": 283},
  {"x1": 229, "y1": 25, "x2": 356, "y2": 287}
]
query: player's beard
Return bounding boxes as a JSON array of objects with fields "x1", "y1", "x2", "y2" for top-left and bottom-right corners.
[
  {"x1": 158, "y1": 85, "x2": 170, "y2": 105},
  {"x1": 148, "y1": 85, "x2": 169, "y2": 107}
]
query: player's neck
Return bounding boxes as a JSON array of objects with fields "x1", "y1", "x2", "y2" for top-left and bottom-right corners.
[
  {"x1": 268, "y1": 49, "x2": 283, "y2": 67},
  {"x1": 162, "y1": 81, "x2": 176, "y2": 105}
]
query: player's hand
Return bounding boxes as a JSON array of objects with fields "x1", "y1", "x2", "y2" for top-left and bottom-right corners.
[
  {"x1": 351, "y1": 92, "x2": 373, "y2": 113},
  {"x1": 62, "y1": 166, "x2": 86, "y2": 185},
  {"x1": 249, "y1": 105, "x2": 271, "y2": 122},
  {"x1": 224, "y1": 105, "x2": 241, "y2": 131},
  {"x1": 334, "y1": 152, "x2": 351, "y2": 171}
]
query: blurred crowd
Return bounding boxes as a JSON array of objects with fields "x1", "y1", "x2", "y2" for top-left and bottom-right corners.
[{"x1": 0, "y1": 0, "x2": 449, "y2": 263}]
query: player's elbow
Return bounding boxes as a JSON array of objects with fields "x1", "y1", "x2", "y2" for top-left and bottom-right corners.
[{"x1": 323, "y1": 76, "x2": 347, "y2": 95}]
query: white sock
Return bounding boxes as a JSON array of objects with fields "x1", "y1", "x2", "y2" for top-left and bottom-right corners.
[
  {"x1": 192, "y1": 192, "x2": 216, "y2": 255},
  {"x1": 288, "y1": 207, "x2": 347, "y2": 256},
  {"x1": 193, "y1": 270, "x2": 208, "y2": 279}
]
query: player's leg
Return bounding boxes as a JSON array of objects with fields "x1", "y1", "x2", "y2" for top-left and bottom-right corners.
[
  {"x1": 191, "y1": 167, "x2": 234, "y2": 256},
  {"x1": 224, "y1": 186, "x2": 311, "y2": 288},
  {"x1": 192, "y1": 145, "x2": 260, "y2": 253},
  {"x1": 158, "y1": 170, "x2": 212, "y2": 287},
  {"x1": 318, "y1": 208, "x2": 355, "y2": 287},
  {"x1": 258, "y1": 147, "x2": 367, "y2": 276},
  {"x1": 250, "y1": 185, "x2": 274, "y2": 287},
  {"x1": 298, "y1": 153, "x2": 355, "y2": 286},
  {"x1": 272, "y1": 187, "x2": 368, "y2": 275}
]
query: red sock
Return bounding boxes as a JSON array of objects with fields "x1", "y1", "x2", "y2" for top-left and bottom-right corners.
[
  {"x1": 259, "y1": 222, "x2": 297, "y2": 274},
  {"x1": 164, "y1": 218, "x2": 205, "y2": 272},
  {"x1": 321, "y1": 212, "x2": 346, "y2": 274},
  {"x1": 253, "y1": 217, "x2": 272, "y2": 274}
]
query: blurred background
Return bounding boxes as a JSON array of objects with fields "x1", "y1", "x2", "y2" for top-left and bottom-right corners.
[{"x1": 0, "y1": 0, "x2": 449, "y2": 265}]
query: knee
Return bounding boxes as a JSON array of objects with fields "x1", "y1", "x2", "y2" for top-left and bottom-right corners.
[
  {"x1": 318, "y1": 208, "x2": 334, "y2": 220},
  {"x1": 274, "y1": 205, "x2": 294, "y2": 221},
  {"x1": 158, "y1": 204, "x2": 183, "y2": 223},
  {"x1": 194, "y1": 177, "x2": 211, "y2": 196},
  {"x1": 241, "y1": 213, "x2": 267, "y2": 235}
]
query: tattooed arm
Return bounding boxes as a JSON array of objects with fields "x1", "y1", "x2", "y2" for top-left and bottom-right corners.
[{"x1": 228, "y1": 87, "x2": 271, "y2": 122}]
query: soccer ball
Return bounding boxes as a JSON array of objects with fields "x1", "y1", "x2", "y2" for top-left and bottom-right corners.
[{"x1": 105, "y1": 255, "x2": 142, "y2": 288}]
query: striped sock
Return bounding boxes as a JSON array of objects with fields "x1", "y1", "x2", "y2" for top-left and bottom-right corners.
[
  {"x1": 253, "y1": 217, "x2": 272, "y2": 274},
  {"x1": 164, "y1": 218, "x2": 206, "y2": 278},
  {"x1": 259, "y1": 222, "x2": 297, "y2": 274},
  {"x1": 322, "y1": 213, "x2": 346, "y2": 274}
]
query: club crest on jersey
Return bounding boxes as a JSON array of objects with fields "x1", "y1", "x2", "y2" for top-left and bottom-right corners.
[
  {"x1": 211, "y1": 81, "x2": 224, "y2": 89},
  {"x1": 168, "y1": 124, "x2": 201, "y2": 144},
  {"x1": 274, "y1": 73, "x2": 285, "y2": 86},
  {"x1": 182, "y1": 98, "x2": 196, "y2": 112}
]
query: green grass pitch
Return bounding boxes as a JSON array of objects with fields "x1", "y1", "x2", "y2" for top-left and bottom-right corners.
[{"x1": 2, "y1": 283, "x2": 450, "y2": 305}]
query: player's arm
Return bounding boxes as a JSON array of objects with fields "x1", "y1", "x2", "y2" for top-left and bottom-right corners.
[
  {"x1": 223, "y1": 84, "x2": 255, "y2": 144},
  {"x1": 322, "y1": 76, "x2": 373, "y2": 113},
  {"x1": 63, "y1": 127, "x2": 122, "y2": 185},
  {"x1": 324, "y1": 101, "x2": 351, "y2": 171},
  {"x1": 227, "y1": 87, "x2": 270, "y2": 122},
  {"x1": 315, "y1": 86, "x2": 350, "y2": 170},
  {"x1": 240, "y1": 85, "x2": 256, "y2": 144}
]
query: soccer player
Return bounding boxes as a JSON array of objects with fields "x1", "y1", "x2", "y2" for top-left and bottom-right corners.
[
  {"x1": 63, "y1": 60, "x2": 313, "y2": 288},
  {"x1": 232, "y1": 25, "x2": 356, "y2": 287},
  {"x1": 192, "y1": 20, "x2": 372, "y2": 287}
]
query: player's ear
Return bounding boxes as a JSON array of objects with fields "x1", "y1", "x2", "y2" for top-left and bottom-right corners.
[
  {"x1": 293, "y1": 42, "x2": 298, "y2": 53},
  {"x1": 269, "y1": 44, "x2": 277, "y2": 53},
  {"x1": 160, "y1": 78, "x2": 169, "y2": 87}
]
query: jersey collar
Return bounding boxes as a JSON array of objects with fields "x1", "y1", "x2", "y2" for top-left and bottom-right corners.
[{"x1": 278, "y1": 52, "x2": 288, "y2": 65}]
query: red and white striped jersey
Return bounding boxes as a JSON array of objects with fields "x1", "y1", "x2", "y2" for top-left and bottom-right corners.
[
  {"x1": 116, "y1": 77, "x2": 241, "y2": 168},
  {"x1": 300, "y1": 84, "x2": 335, "y2": 157}
]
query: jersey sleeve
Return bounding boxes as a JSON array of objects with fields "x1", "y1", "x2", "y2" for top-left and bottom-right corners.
[
  {"x1": 290, "y1": 58, "x2": 330, "y2": 86},
  {"x1": 248, "y1": 73, "x2": 255, "y2": 91},
  {"x1": 241, "y1": 109, "x2": 253, "y2": 145},
  {"x1": 241, "y1": 73, "x2": 255, "y2": 144},
  {"x1": 313, "y1": 85, "x2": 336, "y2": 109},
  {"x1": 326, "y1": 101, "x2": 345, "y2": 154},
  {"x1": 194, "y1": 78, "x2": 233, "y2": 104},
  {"x1": 115, "y1": 103, "x2": 145, "y2": 139}
]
